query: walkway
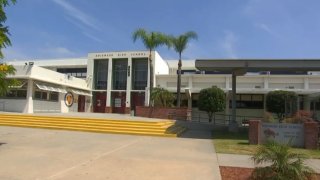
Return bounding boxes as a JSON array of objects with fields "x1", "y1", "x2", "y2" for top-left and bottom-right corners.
[
  {"x1": 217, "y1": 153, "x2": 320, "y2": 173},
  {"x1": 0, "y1": 126, "x2": 221, "y2": 180}
]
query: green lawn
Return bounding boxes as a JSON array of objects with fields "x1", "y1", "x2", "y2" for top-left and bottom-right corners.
[{"x1": 212, "y1": 128, "x2": 320, "y2": 159}]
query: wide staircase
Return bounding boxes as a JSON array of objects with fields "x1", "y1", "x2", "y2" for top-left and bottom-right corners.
[{"x1": 0, "y1": 113, "x2": 186, "y2": 137}]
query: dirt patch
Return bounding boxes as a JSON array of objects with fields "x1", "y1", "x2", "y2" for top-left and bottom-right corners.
[
  {"x1": 220, "y1": 166, "x2": 253, "y2": 180},
  {"x1": 219, "y1": 166, "x2": 320, "y2": 180}
]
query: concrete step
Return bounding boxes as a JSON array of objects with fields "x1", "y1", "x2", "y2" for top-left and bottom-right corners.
[
  {"x1": 0, "y1": 114, "x2": 173, "y2": 126},
  {"x1": 0, "y1": 113, "x2": 186, "y2": 137},
  {"x1": 0, "y1": 117, "x2": 173, "y2": 129},
  {"x1": 0, "y1": 120, "x2": 171, "y2": 133},
  {"x1": 0, "y1": 122, "x2": 178, "y2": 137}
]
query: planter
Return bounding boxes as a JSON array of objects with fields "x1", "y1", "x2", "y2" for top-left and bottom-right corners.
[{"x1": 135, "y1": 106, "x2": 188, "y2": 120}]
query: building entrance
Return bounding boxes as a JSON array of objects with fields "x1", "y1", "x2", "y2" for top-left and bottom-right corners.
[
  {"x1": 112, "y1": 92, "x2": 126, "y2": 114},
  {"x1": 78, "y1": 95, "x2": 85, "y2": 112},
  {"x1": 131, "y1": 92, "x2": 145, "y2": 113},
  {"x1": 93, "y1": 92, "x2": 106, "y2": 113}
]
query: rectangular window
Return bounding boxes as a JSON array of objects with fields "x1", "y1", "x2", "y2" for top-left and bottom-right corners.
[
  {"x1": 229, "y1": 94, "x2": 264, "y2": 109},
  {"x1": 0, "y1": 90, "x2": 27, "y2": 99},
  {"x1": 57, "y1": 68, "x2": 87, "y2": 78},
  {"x1": 112, "y1": 59, "x2": 128, "y2": 90},
  {"x1": 94, "y1": 59, "x2": 108, "y2": 89},
  {"x1": 49, "y1": 92, "x2": 59, "y2": 101},
  {"x1": 132, "y1": 58, "x2": 148, "y2": 90},
  {"x1": 34, "y1": 91, "x2": 47, "y2": 100}
]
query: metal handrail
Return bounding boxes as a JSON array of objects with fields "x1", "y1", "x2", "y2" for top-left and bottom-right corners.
[{"x1": 172, "y1": 111, "x2": 263, "y2": 126}]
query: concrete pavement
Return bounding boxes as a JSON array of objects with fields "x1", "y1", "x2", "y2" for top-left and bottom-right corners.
[{"x1": 0, "y1": 126, "x2": 221, "y2": 180}]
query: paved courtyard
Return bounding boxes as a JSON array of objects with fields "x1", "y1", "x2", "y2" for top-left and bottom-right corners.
[{"x1": 0, "y1": 126, "x2": 221, "y2": 180}]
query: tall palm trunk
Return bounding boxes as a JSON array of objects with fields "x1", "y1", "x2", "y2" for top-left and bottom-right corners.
[
  {"x1": 149, "y1": 49, "x2": 153, "y2": 107},
  {"x1": 176, "y1": 53, "x2": 182, "y2": 107}
]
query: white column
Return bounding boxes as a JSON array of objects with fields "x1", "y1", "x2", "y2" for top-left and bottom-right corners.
[
  {"x1": 60, "y1": 91, "x2": 68, "y2": 113},
  {"x1": 25, "y1": 79, "x2": 33, "y2": 113},
  {"x1": 126, "y1": 58, "x2": 132, "y2": 108},
  {"x1": 106, "y1": 58, "x2": 112, "y2": 107},
  {"x1": 225, "y1": 76, "x2": 230, "y2": 90},
  {"x1": 145, "y1": 55, "x2": 151, "y2": 107},
  {"x1": 188, "y1": 76, "x2": 193, "y2": 89},
  {"x1": 264, "y1": 77, "x2": 269, "y2": 89},
  {"x1": 304, "y1": 77, "x2": 309, "y2": 90}
]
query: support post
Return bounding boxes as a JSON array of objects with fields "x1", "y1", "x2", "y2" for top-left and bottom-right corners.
[{"x1": 229, "y1": 72, "x2": 239, "y2": 132}]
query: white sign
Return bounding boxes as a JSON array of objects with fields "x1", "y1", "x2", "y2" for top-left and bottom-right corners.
[
  {"x1": 114, "y1": 98, "x2": 121, "y2": 108},
  {"x1": 261, "y1": 123, "x2": 304, "y2": 147}
]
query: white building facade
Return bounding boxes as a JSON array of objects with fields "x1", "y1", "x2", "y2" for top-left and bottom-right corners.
[{"x1": 2, "y1": 51, "x2": 320, "y2": 120}]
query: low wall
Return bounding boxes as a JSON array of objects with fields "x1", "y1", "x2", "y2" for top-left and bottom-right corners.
[
  {"x1": 135, "y1": 106, "x2": 188, "y2": 120},
  {"x1": 249, "y1": 120, "x2": 319, "y2": 149}
]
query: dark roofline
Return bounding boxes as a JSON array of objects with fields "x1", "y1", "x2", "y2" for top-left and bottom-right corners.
[{"x1": 195, "y1": 59, "x2": 320, "y2": 72}]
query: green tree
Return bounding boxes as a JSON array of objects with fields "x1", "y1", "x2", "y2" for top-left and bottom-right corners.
[
  {"x1": 150, "y1": 87, "x2": 174, "y2": 108},
  {"x1": 251, "y1": 141, "x2": 314, "y2": 180},
  {"x1": 266, "y1": 90, "x2": 298, "y2": 122},
  {"x1": 198, "y1": 86, "x2": 225, "y2": 122},
  {"x1": 132, "y1": 29, "x2": 170, "y2": 107},
  {"x1": 0, "y1": 64, "x2": 16, "y2": 95},
  {"x1": 0, "y1": 0, "x2": 16, "y2": 58},
  {"x1": 168, "y1": 31, "x2": 197, "y2": 107},
  {"x1": 0, "y1": 0, "x2": 16, "y2": 95}
]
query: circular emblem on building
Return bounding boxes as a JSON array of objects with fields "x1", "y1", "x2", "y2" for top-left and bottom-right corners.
[{"x1": 64, "y1": 92, "x2": 74, "y2": 107}]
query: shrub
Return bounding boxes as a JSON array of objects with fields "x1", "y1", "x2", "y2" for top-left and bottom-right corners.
[
  {"x1": 198, "y1": 86, "x2": 225, "y2": 122},
  {"x1": 150, "y1": 87, "x2": 174, "y2": 108},
  {"x1": 263, "y1": 112, "x2": 276, "y2": 123},
  {"x1": 266, "y1": 90, "x2": 298, "y2": 122}
]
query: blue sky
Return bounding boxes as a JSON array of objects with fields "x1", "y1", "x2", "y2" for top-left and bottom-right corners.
[{"x1": 3, "y1": 0, "x2": 320, "y2": 60}]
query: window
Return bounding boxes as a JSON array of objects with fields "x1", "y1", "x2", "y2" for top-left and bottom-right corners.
[
  {"x1": 113, "y1": 59, "x2": 128, "y2": 90},
  {"x1": 132, "y1": 58, "x2": 148, "y2": 90},
  {"x1": 34, "y1": 91, "x2": 48, "y2": 100},
  {"x1": 49, "y1": 92, "x2": 59, "y2": 101},
  {"x1": 94, "y1": 59, "x2": 108, "y2": 89},
  {"x1": 57, "y1": 68, "x2": 87, "y2": 78},
  {"x1": 229, "y1": 94, "x2": 264, "y2": 109},
  {"x1": 0, "y1": 90, "x2": 27, "y2": 99}
]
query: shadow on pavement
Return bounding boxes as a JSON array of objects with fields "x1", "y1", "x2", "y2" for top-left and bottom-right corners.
[
  {"x1": 178, "y1": 130, "x2": 213, "y2": 139},
  {"x1": 175, "y1": 120, "x2": 227, "y2": 139}
]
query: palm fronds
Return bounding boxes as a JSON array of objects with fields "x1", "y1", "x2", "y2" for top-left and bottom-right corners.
[{"x1": 251, "y1": 141, "x2": 314, "y2": 180}]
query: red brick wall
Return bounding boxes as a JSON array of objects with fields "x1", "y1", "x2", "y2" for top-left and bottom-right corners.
[
  {"x1": 105, "y1": 106, "x2": 112, "y2": 113},
  {"x1": 304, "y1": 122, "x2": 319, "y2": 149},
  {"x1": 125, "y1": 107, "x2": 131, "y2": 114},
  {"x1": 135, "y1": 106, "x2": 188, "y2": 120},
  {"x1": 249, "y1": 120, "x2": 261, "y2": 145}
]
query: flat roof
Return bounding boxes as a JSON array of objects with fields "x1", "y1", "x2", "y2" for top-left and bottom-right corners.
[{"x1": 195, "y1": 59, "x2": 320, "y2": 72}]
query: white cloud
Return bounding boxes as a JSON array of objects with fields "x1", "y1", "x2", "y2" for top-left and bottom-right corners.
[
  {"x1": 256, "y1": 23, "x2": 272, "y2": 34},
  {"x1": 82, "y1": 31, "x2": 105, "y2": 44},
  {"x1": 52, "y1": 0, "x2": 101, "y2": 31},
  {"x1": 221, "y1": 31, "x2": 238, "y2": 59},
  {"x1": 243, "y1": 0, "x2": 263, "y2": 15},
  {"x1": 42, "y1": 47, "x2": 76, "y2": 57},
  {"x1": 2, "y1": 48, "x2": 30, "y2": 61}
]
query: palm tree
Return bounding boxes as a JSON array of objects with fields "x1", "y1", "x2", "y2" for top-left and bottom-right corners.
[
  {"x1": 0, "y1": 0, "x2": 16, "y2": 95},
  {"x1": 251, "y1": 141, "x2": 314, "y2": 180},
  {"x1": 169, "y1": 31, "x2": 197, "y2": 107},
  {"x1": 0, "y1": 0, "x2": 16, "y2": 58},
  {"x1": 151, "y1": 87, "x2": 174, "y2": 108},
  {"x1": 132, "y1": 28, "x2": 170, "y2": 107},
  {"x1": 0, "y1": 64, "x2": 16, "y2": 95}
]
